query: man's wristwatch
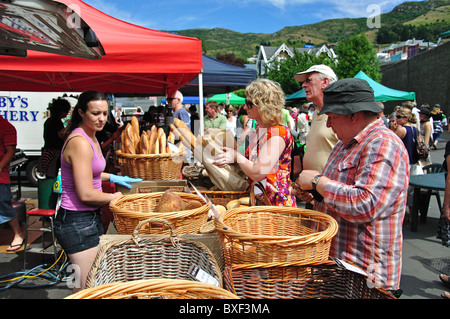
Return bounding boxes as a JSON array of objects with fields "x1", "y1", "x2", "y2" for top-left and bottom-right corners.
[{"x1": 311, "y1": 174, "x2": 323, "y2": 192}]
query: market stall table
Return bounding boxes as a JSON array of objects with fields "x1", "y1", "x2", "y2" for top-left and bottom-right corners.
[{"x1": 409, "y1": 172, "x2": 445, "y2": 232}]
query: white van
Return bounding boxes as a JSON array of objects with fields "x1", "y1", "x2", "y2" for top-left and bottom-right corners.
[{"x1": 0, "y1": 91, "x2": 78, "y2": 185}]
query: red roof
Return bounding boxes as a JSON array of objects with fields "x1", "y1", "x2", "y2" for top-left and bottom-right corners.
[{"x1": 0, "y1": 0, "x2": 202, "y2": 94}]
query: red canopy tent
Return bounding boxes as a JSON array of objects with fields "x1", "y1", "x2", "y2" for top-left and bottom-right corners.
[{"x1": 0, "y1": 0, "x2": 202, "y2": 94}]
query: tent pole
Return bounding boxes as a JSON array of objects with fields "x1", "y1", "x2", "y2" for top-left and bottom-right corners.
[{"x1": 199, "y1": 72, "x2": 204, "y2": 136}]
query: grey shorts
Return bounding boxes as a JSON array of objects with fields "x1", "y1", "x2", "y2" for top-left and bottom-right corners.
[{"x1": 54, "y1": 207, "x2": 103, "y2": 255}]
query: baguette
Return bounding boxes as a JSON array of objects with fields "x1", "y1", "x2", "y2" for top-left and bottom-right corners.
[
  {"x1": 174, "y1": 119, "x2": 197, "y2": 150},
  {"x1": 170, "y1": 124, "x2": 191, "y2": 151},
  {"x1": 125, "y1": 124, "x2": 136, "y2": 154},
  {"x1": 140, "y1": 130, "x2": 150, "y2": 154},
  {"x1": 131, "y1": 116, "x2": 140, "y2": 152},
  {"x1": 157, "y1": 128, "x2": 166, "y2": 154},
  {"x1": 148, "y1": 125, "x2": 158, "y2": 154}
]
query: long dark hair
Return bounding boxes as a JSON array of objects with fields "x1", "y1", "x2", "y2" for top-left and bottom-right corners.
[{"x1": 65, "y1": 90, "x2": 107, "y2": 139}]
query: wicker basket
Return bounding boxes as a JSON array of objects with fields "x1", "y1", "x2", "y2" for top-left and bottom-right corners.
[
  {"x1": 199, "y1": 190, "x2": 250, "y2": 206},
  {"x1": 214, "y1": 206, "x2": 338, "y2": 265},
  {"x1": 67, "y1": 279, "x2": 239, "y2": 299},
  {"x1": 85, "y1": 218, "x2": 223, "y2": 289},
  {"x1": 116, "y1": 150, "x2": 185, "y2": 180},
  {"x1": 224, "y1": 260, "x2": 395, "y2": 299},
  {"x1": 110, "y1": 192, "x2": 209, "y2": 235}
]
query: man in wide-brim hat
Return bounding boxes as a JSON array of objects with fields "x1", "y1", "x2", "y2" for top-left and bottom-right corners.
[{"x1": 293, "y1": 78, "x2": 410, "y2": 296}]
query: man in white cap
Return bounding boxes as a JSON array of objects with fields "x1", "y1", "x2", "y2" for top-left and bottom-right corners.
[{"x1": 294, "y1": 64, "x2": 338, "y2": 204}]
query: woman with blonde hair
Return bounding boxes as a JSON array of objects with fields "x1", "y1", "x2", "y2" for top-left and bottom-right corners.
[{"x1": 213, "y1": 79, "x2": 296, "y2": 207}]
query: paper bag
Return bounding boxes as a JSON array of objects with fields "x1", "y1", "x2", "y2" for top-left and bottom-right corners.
[{"x1": 193, "y1": 130, "x2": 248, "y2": 191}]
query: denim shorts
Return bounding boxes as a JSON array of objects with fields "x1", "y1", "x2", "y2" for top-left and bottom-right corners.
[
  {"x1": 0, "y1": 184, "x2": 17, "y2": 224},
  {"x1": 54, "y1": 207, "x2": 103, "y2": 255}
]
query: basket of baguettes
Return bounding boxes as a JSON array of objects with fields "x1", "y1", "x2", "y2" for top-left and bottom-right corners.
[
  {"x1": 116, "y1": 116, "x2": 187, "y2": 180},
  {"x1": 110, "y1": 189, "x2": 210, "y2": 235},
  {"x1": 214, "y1": 206, "x2": 338, "y2": 266}
]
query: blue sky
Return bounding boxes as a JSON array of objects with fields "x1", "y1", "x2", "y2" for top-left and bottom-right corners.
[{"x1": 83, "y1": 0, "x2": 425, "y2": 34}]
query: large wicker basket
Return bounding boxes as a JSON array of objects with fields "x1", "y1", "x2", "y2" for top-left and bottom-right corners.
[
  {"x1": 224, "y1": 260, "x2": 395, "y2": 299},
  {"x1": 110, "y1": 192, "x2": 209, "y2": 235},
  {"x1": 85, "y1": 218, "x2": 223, "y2": 289},
  {"x1": 67, "y1": 279, "x2": 239, "y2": 299},
  {"x1": 214, "y1": 206, "x2": 338, "y2": 265},
  {"x1": 116, "y1": 150, "x2": 185, "y2": 180}
]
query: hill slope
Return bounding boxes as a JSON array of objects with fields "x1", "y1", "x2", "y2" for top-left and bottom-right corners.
[{"x1": 169, "y1": 0, "x2": 450, "y2": 60}]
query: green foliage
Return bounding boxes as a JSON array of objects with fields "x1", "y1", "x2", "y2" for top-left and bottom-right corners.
[
  {"x1": 265, "y1": 50, "x2": 336, "y2": 95},
  {"x1": 377, "y1": 21, "x2": 450, "y2": 43},
  {"x1": 335, "y1": 34, "x2": 381, "y2": 81}
]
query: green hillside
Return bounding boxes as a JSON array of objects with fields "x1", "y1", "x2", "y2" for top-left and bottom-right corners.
[{"x1": 168, "y1": 0, "x2": 450, "y2": 60}]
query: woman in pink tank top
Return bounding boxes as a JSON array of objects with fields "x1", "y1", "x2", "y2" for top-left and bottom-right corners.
[{"x1": 55, "y1": 91, "x2": 124, "y2": 293}]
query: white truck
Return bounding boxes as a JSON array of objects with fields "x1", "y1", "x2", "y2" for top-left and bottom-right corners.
[{"x1": 0, "y1": 91, "x2": 78, "y2": 186}]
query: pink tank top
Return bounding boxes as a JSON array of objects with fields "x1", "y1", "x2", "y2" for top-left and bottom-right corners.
[{"x1": 60, "y1": 128, "x2": 106, "y2": 211}]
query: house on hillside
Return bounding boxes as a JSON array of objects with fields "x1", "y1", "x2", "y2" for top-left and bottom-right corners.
[
  {"x1": 377, "y1": 38, "x2": 438, "y2": 63},
  {"x1": 256, "y1": 43, "x2": 337, "y2": 77}
]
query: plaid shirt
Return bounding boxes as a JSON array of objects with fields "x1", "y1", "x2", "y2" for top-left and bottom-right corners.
[{"x1": 315, "y1": 118, "x2": 410, "y2": 291}]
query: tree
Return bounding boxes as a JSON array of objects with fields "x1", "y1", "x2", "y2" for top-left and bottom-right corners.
[
  {"x1": 215, "y1": 53, "x2": 245, "y2": 67},
  {"x1": 266, "y1": 49, "x2": 336, "y2": 95},
  {"x1": 334, "y1": 33, "x2": 381, "y2": 81}
]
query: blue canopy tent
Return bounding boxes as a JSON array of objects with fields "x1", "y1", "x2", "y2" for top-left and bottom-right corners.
[
  {"x1": 161, "y1": 96, "x2": 206, "y2": 104},
  {"x1": 180, "y1": 54, "x2": 257, "y2": 133},
  {"x1": 181, "y1": 54, "x2": 257, "y2": 96},
  {"x1": 354, "y1": 70, "x2": 416, "y2": 101}
]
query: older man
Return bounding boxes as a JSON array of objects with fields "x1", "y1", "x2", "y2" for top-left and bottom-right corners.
[
  {"x1": 295, "y1": 64, "x2": 339, "y2": 173},
  {"x1": 294, "y1": 78, "x2": 409, "y2": 295},
  {"x1": 167, "y1": 90, "x2": 190, "y2": 129}
]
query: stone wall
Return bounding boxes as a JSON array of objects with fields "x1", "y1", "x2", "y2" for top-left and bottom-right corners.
[{"x1": 381, "y1": 41, "x2": 450, "y2": 115}]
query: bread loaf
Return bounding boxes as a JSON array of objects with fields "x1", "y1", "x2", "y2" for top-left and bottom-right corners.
[
  {"x1": 125, "y1": 124, "x2": 136, "y2": 154},
  {"x1": 157, "y1": 190, "x2": 184, "y2": 213},
  {"x1": 174, "y1": 118, "x2": 197, "y2": 150},
  {"x1": 148, "y1": 125, "x2": 158, "y2": 154},
  {"x1": 131, "y1": 116, "x2": 140, "y2": 151},
  {"x1": 157, "y1": 128, "x2": 166, "y2": 154},
  {"x1": 140, "y1": 131, "x2": 150, "y2": 154}
]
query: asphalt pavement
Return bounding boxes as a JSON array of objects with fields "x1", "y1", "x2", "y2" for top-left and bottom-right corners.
[{"x1": 1, "y1": 131, "x2": 450, "y2": 300}]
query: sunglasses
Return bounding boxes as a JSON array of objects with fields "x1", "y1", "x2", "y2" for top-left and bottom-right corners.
[
  {"x1": 245, "y1": 99, "x2": 256, "y2": 109},
  {"x1": 166, "y1": 97, "x2": 177, "y2": 101},
  {"x1": 304, "y1": 77, "x2": 318, "y2": 84}
]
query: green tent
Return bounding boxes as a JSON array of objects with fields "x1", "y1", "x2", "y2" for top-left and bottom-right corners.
[
  {"x1": 354, "y1": 70, "x2": 415, "y2": 102},
  {"x1": 207, "y1": 92, "x2": 245, "y2": 105},
  {"x1": 286, "y1": 89, "x2": 307, "y2": 102}
]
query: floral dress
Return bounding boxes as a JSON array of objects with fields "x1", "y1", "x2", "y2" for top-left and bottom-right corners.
[{"x1": 245, "y1": 125, "x2": 296, "y2": 207}]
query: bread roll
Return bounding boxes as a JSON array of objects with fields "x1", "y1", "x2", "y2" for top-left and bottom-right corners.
[
  {"x1": 157, "y1": 190, "x2": 184, "y2": 213},
  {"x1": 183, "y1": 200, "x2": 203, "y2": 210}
]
